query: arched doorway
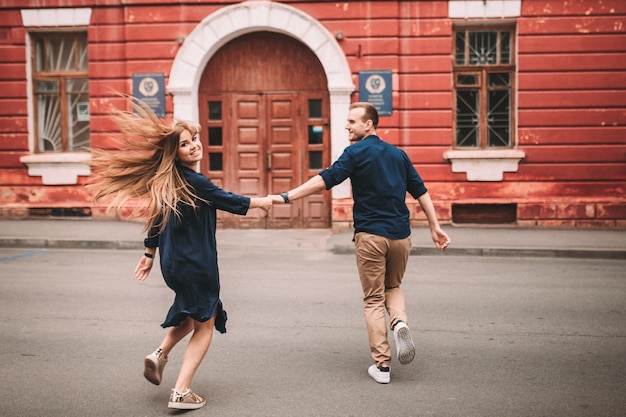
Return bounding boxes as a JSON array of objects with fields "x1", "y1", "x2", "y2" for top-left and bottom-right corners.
[
  {"x1": 167, "y1": 1, "x2": 355, "y2": 229},
  {"x1": 199, "y1": 32, "x2": 330, "y2": 228}
]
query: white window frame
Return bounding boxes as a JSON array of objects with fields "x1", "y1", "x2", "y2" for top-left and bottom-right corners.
[
  {"x1": 444, "y1": 0, "x2": 525, "y2": 181},
  {"x1": 20, "y1": 8, "x2": 92, "y2": 185}
]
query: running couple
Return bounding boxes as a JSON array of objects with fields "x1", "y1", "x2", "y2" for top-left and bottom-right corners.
[{"x1": 89, "y1": 99, "x2": 449, "y2": 410}]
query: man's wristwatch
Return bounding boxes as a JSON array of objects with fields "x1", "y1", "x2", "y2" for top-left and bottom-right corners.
[{"x1": 280, "y1": 191, "x2": 290, "y2": 203}]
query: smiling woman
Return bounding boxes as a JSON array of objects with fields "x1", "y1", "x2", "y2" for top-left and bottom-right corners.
[
  {"x1": 87, "y1": 98, "x2": 202, "y2": 230},
  {"x1": 86, "y1": 96, "x2": 273, "y2": 411},
  {"x1": 176, "y1": 131, "x2": 203, "y2": 170}
]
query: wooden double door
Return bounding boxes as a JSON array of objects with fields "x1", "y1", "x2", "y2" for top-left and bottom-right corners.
[
  {"x1": 199, "y1": 92, "x2": 330, "y2": 228},
  {"x1": 198, "y1": 31, "x2": 331, "y2": 229}
]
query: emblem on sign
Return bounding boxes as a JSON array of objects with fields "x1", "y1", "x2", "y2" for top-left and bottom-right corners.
[
  {"x1": 138, "y1": 77, "x2": 159, "y2": 97},
  {"x1": 365, "y1": 74, "x2": 386, "y2": 94}
]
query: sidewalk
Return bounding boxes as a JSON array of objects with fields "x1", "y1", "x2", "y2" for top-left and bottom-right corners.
[{"x1": 0, "y1": 219, "x2": 624, "y2": 259}]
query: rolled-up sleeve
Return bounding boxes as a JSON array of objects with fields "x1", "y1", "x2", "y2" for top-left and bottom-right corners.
[
  {"x1": 319, "y1": 149, "x2": 353, "y2": 189},
  {"x1": 144, "y1": 222, "x2": 160, "y2": 248},
  {"x1": 405, "y1": 153, "x2": 428, "y2": 199}
]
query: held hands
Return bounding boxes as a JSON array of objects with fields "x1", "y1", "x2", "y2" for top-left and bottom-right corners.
[
  {"x1": 250, "y1": 195, "x2": 273, "y2": 212},
  {"x1": 252, "y1": 194, "x2": 291, "y2": 212},
  {"x1": 269, "y1": 194, "x2": 287, "y2": 204}
]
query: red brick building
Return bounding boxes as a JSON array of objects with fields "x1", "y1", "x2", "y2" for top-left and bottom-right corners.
[{"x1": 1, "y1": 0, "x2": 625, "y2": 229}]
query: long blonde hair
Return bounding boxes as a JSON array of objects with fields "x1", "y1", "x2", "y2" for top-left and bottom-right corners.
[{"x1": 88, "y1": 97, "x2": 201, "y2": 231}]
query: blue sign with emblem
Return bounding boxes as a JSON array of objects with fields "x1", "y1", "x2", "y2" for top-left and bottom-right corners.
[
  {"x1": 132, "y1": 73, "x2": 166, "y2": 118},
  {"x1": 358, "y1": 70, "x2": 392, "y2": 116}
]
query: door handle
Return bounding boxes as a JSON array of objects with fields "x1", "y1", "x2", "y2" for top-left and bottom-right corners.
[{"x1": 266, "y1": 151, "x2": 271, "y2": 171}]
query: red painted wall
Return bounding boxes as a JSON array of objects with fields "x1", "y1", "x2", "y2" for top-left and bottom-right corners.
[
  {"x1": 0, "y1": 0, "x2": 624, "y2": 227},
  {"x1": 515, "y1": 0, "x2": 626, "y2": 227}
]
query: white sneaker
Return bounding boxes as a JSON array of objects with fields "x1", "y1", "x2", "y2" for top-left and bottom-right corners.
[
  {"x1": 368, "y1": 364, "x2": 390, "y2": 384},
  {"x1": 393, "y1": 321, "x2": 415, "y2": 365}
]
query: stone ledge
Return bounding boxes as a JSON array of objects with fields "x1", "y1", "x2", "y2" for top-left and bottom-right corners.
[
  {"x1": 443, "y1": 149, "x2": 525, "y2": 181},
  {"x1": 20, "y1": 153, "x2": 91, "y2": 185}
]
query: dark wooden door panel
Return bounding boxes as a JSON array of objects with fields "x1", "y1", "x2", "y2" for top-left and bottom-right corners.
[
  {"x1": 266, "y1": 94, "x2": 301, "y2": 228},
  {"x1": 198, "y1": 31, "x2": 330, "y2": 228},
  {"x1": 230, "y1": 95, "x2": 266, "y2": 228}
]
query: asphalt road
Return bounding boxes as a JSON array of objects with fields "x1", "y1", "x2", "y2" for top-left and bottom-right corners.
[{"x1": 1, "y1": 244, "x2": 624, "y2": 417}]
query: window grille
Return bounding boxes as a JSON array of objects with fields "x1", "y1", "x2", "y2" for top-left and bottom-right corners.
[
  {"x1": 32, "y1": 32, "x2": 89, "y2": 152},
  {"x1": 453, "y1": 27, "x2": 515, "y2": 149}
]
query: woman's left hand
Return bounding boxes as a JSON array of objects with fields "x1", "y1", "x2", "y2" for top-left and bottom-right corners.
[{"x1": 135, "y1": 256, "x2": 153, "y2": 281}]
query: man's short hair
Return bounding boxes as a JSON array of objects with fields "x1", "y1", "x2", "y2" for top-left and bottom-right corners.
[{"x1": 350, "y1": 102, "x2": 379, "y2": 129}]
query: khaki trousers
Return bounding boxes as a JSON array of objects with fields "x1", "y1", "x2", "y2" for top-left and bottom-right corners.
[{"x1": 354, "y1": 232, "x2": 411, "y2": 368}]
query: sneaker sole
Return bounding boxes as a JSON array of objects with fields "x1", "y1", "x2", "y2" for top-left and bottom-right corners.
[
  {"x1": 168, "y1": 400, "x2": 207, "y2": 410},
  {"x1": 143, "y1": 358, "x2": 161, "y2": 385},
  {"x1": 395, "y1": 326, "x2": 415, "y2": 365}
]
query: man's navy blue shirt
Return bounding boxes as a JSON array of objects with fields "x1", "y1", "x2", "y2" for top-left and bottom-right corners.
[{"x1": 319, "y1": 135, "x2": 427, "y2": 240}]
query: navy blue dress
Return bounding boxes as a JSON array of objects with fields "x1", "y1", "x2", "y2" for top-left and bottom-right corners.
[{"x1": 143, "y1": 166, "x2": 251, "y2": 333}]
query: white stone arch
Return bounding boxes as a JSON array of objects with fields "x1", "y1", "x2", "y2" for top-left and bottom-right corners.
[{"x1": 168, "y1": 0, "x2": 354, "y2": 198}]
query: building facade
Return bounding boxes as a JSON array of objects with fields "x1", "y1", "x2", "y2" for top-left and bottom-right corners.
[{"x1": 0, "y1": 0, "x2": 624, "y2": 229}]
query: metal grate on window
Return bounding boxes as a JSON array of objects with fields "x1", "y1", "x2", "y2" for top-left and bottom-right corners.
[
  {"x1": 33, "y1": 33, "x2": 89, "y2": 152},
  {"x1": 487, "y1": 73, "x2": 511, "y2": 147},
  {"x1": 453, "y1": 26, "x2": 514, "y2": 149},
  {"x1": 455, "y1": 29, "x2": 512, "y2": 66},
  {"x1": 456, "y1": 90, "x2": 479, "y2": 147}
]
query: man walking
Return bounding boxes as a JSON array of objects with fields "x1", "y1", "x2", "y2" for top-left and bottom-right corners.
[{"x1": 271, "y1": 102, "x2": 450, "y2": 383}]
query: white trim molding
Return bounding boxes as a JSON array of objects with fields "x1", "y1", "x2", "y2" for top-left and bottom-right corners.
[
  {"x1": 21, "y1": 8, "x2": 92, "y2": 27},
  {"x1": 21, "y1": 153, "x2": 91, "y2": 185},
  {"x1": 444, "y1": 149, "x2": 525, "y2": 181},
  {"x1": 167, "y1": 0, "x2": 355, "y2": 198},
  {"x1": 448, "y1": 1, "x2": 522, "y2": 19}
]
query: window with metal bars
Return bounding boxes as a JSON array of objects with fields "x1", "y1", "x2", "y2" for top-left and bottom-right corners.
[
  {"x1": 453, "y1": 26, "x2": 515, "y2": 149},
  {"x1": 31, "y1": 32, "x2": 90, "y2": 152}
]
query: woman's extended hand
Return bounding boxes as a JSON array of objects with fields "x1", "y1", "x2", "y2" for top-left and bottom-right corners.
[{"x1": 250, "y1": 196, "x2": 273, "y2": 212}]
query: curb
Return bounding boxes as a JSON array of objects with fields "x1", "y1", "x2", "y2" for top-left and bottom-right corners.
[
  {"x1": 2, "y1": 238, "x2": 625, "y2": 260},
  {"x1": 0, "y1": 239, "x2": 144, "y2": 250},
  {"x1": 330, "y1": 245, "x2": 626, "y2": 260}
]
